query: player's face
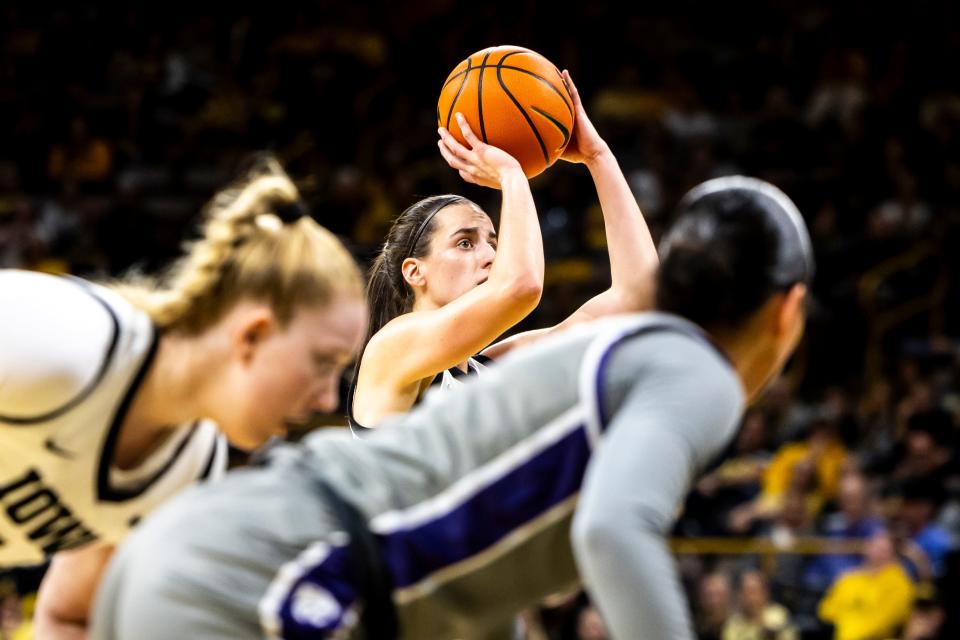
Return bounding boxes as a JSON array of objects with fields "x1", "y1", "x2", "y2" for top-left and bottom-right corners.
[
  {"x1": 225, "y1": 296, "x2": 367, "y2": 450},
  {"x1": 418, "y1": 204, "x2": 497, "y2": 307}
]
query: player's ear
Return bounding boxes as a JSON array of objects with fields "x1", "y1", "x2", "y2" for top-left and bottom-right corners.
[
  {"x1": 401, "y1": 257, "x2": 426, "y2": 289},
  {"x1": 231, "y1": 305, "x2": 276, "y2": 364},
  {"x1": 776, "y1": 284, "x2": 806, "y2": 339}
]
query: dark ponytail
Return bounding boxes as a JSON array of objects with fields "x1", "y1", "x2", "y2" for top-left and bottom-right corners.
[{"x1": 656, "y1": 177, "x2": 813, "y2": 329}]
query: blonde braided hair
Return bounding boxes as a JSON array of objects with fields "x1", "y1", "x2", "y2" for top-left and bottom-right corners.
[{"x1": 112, "y1": 156, "x2": 363, "y2": 333}]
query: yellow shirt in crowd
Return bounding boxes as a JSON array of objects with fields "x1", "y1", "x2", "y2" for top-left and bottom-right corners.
[
  {"x1": 760, "y1": 440, "x2": 847, "y2": 515},
  {"x1": 817, "y1": 563, "x2": 915, "y2": 640}
]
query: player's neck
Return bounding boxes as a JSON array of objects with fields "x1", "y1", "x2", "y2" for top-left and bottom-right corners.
[
  {"x1": 113, "y1": 332, "x2": 221, "y2": 469},
  {"x1": 411, "y1": 295, "x2": 442, "y2": 313},
  {"x1": 711, "y1": 331, "x2": 774, "y2": 403}
]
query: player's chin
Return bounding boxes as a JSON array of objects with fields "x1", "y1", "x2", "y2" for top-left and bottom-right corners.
[{"x1": 228, "y1": 422, "x2": 288, "y2": 452}]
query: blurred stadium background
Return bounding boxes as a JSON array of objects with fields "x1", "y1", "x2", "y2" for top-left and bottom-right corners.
[{"x1": 1, "y1": 2, "x2": 959, "y2": 638}]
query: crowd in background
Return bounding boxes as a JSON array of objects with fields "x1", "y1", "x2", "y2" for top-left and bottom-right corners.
[{"x1": 1, "y1": 2, "x2": 959, "y2": 638}]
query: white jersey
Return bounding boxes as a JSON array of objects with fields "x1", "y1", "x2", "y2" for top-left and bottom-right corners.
[{"x1": 0, "y1": 270, "x2": 227, "y2": 566}]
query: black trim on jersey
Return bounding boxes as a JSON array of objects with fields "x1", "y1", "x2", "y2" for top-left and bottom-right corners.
[
  {"x1": 99, "y1": 419, "x2": 204, "y2": 501},
  {"x1": 438, "y1": 366, "x2": 466, "y2": 382},
  {"x1": 198, "y1": 435, "x2": 222, "y2": 481},
  {"x1": 431, "y1": 355, "x2": 487, "y2": 385},
  {"x1": 348, "y1": 355, "x2": 489, "y2": 434},
  {"x1": 95, "y1": 330, "x2": 207, "y2": 502},
  {"x1": 96, "y1": 324, "x2": 159, "y2": 500},
  {"x1": 0, "y1": 280, "x2": 121, "y2": 425},
  {"x1": 346, "y1": 375, "x2": 365, "y2": 432}
]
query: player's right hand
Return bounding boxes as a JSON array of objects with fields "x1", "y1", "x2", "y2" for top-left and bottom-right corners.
[{"x1": 438, "y1": 113, "x2": 524, "y2": 190}]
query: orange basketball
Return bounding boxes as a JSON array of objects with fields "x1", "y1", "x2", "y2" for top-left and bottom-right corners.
[{"x1": 438, "y1": 46, "x2": 574, "y2": 179}]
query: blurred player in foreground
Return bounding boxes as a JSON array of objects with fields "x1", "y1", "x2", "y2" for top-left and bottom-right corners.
[{"x1": 0, "y1": 157, "x2": 365, "y2": 637}]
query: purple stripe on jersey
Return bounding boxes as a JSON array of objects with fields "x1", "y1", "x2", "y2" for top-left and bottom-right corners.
[
  {"x1": 593, "y1": 323, "x2": 727, "y2": 430},
  {"x1": 378, "y1": 425, "x2": 591, "y2": 589},
  {"x1": 278, "y1": 544, "x2": 359, "y2": 639}
]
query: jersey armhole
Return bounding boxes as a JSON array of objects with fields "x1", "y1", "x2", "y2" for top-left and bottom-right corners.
[
  {"x1": 578, "y1": 323, "x2": 718, "y2": 448},
  {"x1": 0, "y1": 282, "x2": 122, "y2": 425}
]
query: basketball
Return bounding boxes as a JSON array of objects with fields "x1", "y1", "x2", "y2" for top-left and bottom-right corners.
[{"x1": 438, "y1": 46, "x2": 575, "y2": 178}]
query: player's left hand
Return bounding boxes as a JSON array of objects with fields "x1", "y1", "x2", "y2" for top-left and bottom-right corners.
[{"x1": 559, "y1": 70, "x2": 610, "y2": 165}]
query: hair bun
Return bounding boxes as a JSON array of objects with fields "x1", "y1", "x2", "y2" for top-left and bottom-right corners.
[{"x1": 274, "y1": 201, "x2": 308, "y2": 224}]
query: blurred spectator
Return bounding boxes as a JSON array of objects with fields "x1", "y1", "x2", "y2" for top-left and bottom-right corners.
[
  {"x1": 856, "y1": 379, "x2": 897, "y2": 471},
  {"x1": 891, "y1": 410, "x2": 954, "y2": 489},
  {"x1": 729, "y1": 419, "x2": 848, "y2": 533},
  {"x1": 818, "y1": 530, "x2": 915, "y2": 640},
  {"x1": 34, "y1": 183, "x2": 82, "y2": 261},
  {"x1": 802, "y1": 472, "x2": 885, "y2": 593},
  {"x1": 696, "y1": 572, "x2": 734, "y2": 640},
  {"x1": 685, "y1": 410, "x2": 772, "y2": 535},
  {"x1": 46, "y1": 116, "x2": 113, "y2": 187},
  {"x1": 760, "y1": 419, "x2": 848, "y2": 518},
  {"x1": 723, "y1": 570, "x2": 797, "y2": 640},
  {"x1": 0, "y1": 579, "x2": 30, "y2": 640},
  {"x1": 901, "y1": 588, "x2": 945, "y2": 640},
  {"x1": 662, "y1": 76, "x2": 718, "y2": 142},
  {"x1": 754, "y1": 378, "x2": 817, "y2": 448},
  {"x1": 0, "y1": 201, "x2": 37, "y2": 269},
  {"x1": 575, "y1": 604, "x2": 609, "y2": 640},
  {"x1": 893, "y1": 477, "x2": 954, "y2": 581},
  {"x1": 870, "y1": 171, "x2": 932, "y2": 240},
  {"x1": 806, "y1": 49, "x2": 869, "y2": 134}
]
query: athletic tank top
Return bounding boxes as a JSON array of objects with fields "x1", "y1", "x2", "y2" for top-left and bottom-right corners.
[{"x1": 0, "y1": 270, "x2": 228, "y2": 566}]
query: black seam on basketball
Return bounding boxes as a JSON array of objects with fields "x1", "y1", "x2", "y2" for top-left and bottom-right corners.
[
  {"x1": 445, "y1": 56, "x2": 472, "y2": 129},
  {"x1": 530, "y1": 106, "x2": 570, "y2": 149},
  {"x1": 442, "y1": 61, "x2": 472, "y2": 90},
  {"x1": 497, "y1": 52, "x2": 549, "y2": 166},
  {"x1": 477, "y1": 51, "x2": 492, "y2": 143},
  {"x1": 440, "y1": 47, "x2": 529, "y2": 89},
  {"x1": 503, "y1": 66, "x2": 573, "y2": 118},
  {"x1": 443, "y1": 63, "x2": 572, "y2": 118}
]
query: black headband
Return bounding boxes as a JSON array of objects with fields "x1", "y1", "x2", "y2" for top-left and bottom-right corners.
[
  {"x1": 405, "y1": 206, "x2": 444, "y2": 258},
  {"x1": 275, "y1": 201, "x2": 309, "y2": 224}
]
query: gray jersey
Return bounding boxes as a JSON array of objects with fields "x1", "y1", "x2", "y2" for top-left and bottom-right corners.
[{"x1": 92, "y1": 312, "x2": 744, "y2": 640}]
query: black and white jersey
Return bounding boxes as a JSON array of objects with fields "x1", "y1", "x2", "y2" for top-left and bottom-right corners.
[
  {"x1": 431, "y1": 354, "x2": 489, "y2": 393},
  {"x1": 0, "y1": 270, "x2": 227, "y2": 566},
  {"x1": 348, "y1": 355, "x2": 490, "y2": 436}
]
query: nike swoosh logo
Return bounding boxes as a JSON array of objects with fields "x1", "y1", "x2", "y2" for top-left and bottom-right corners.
[{"x1": 44, "y1": 438, "x2": 76, "y2": 459}]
